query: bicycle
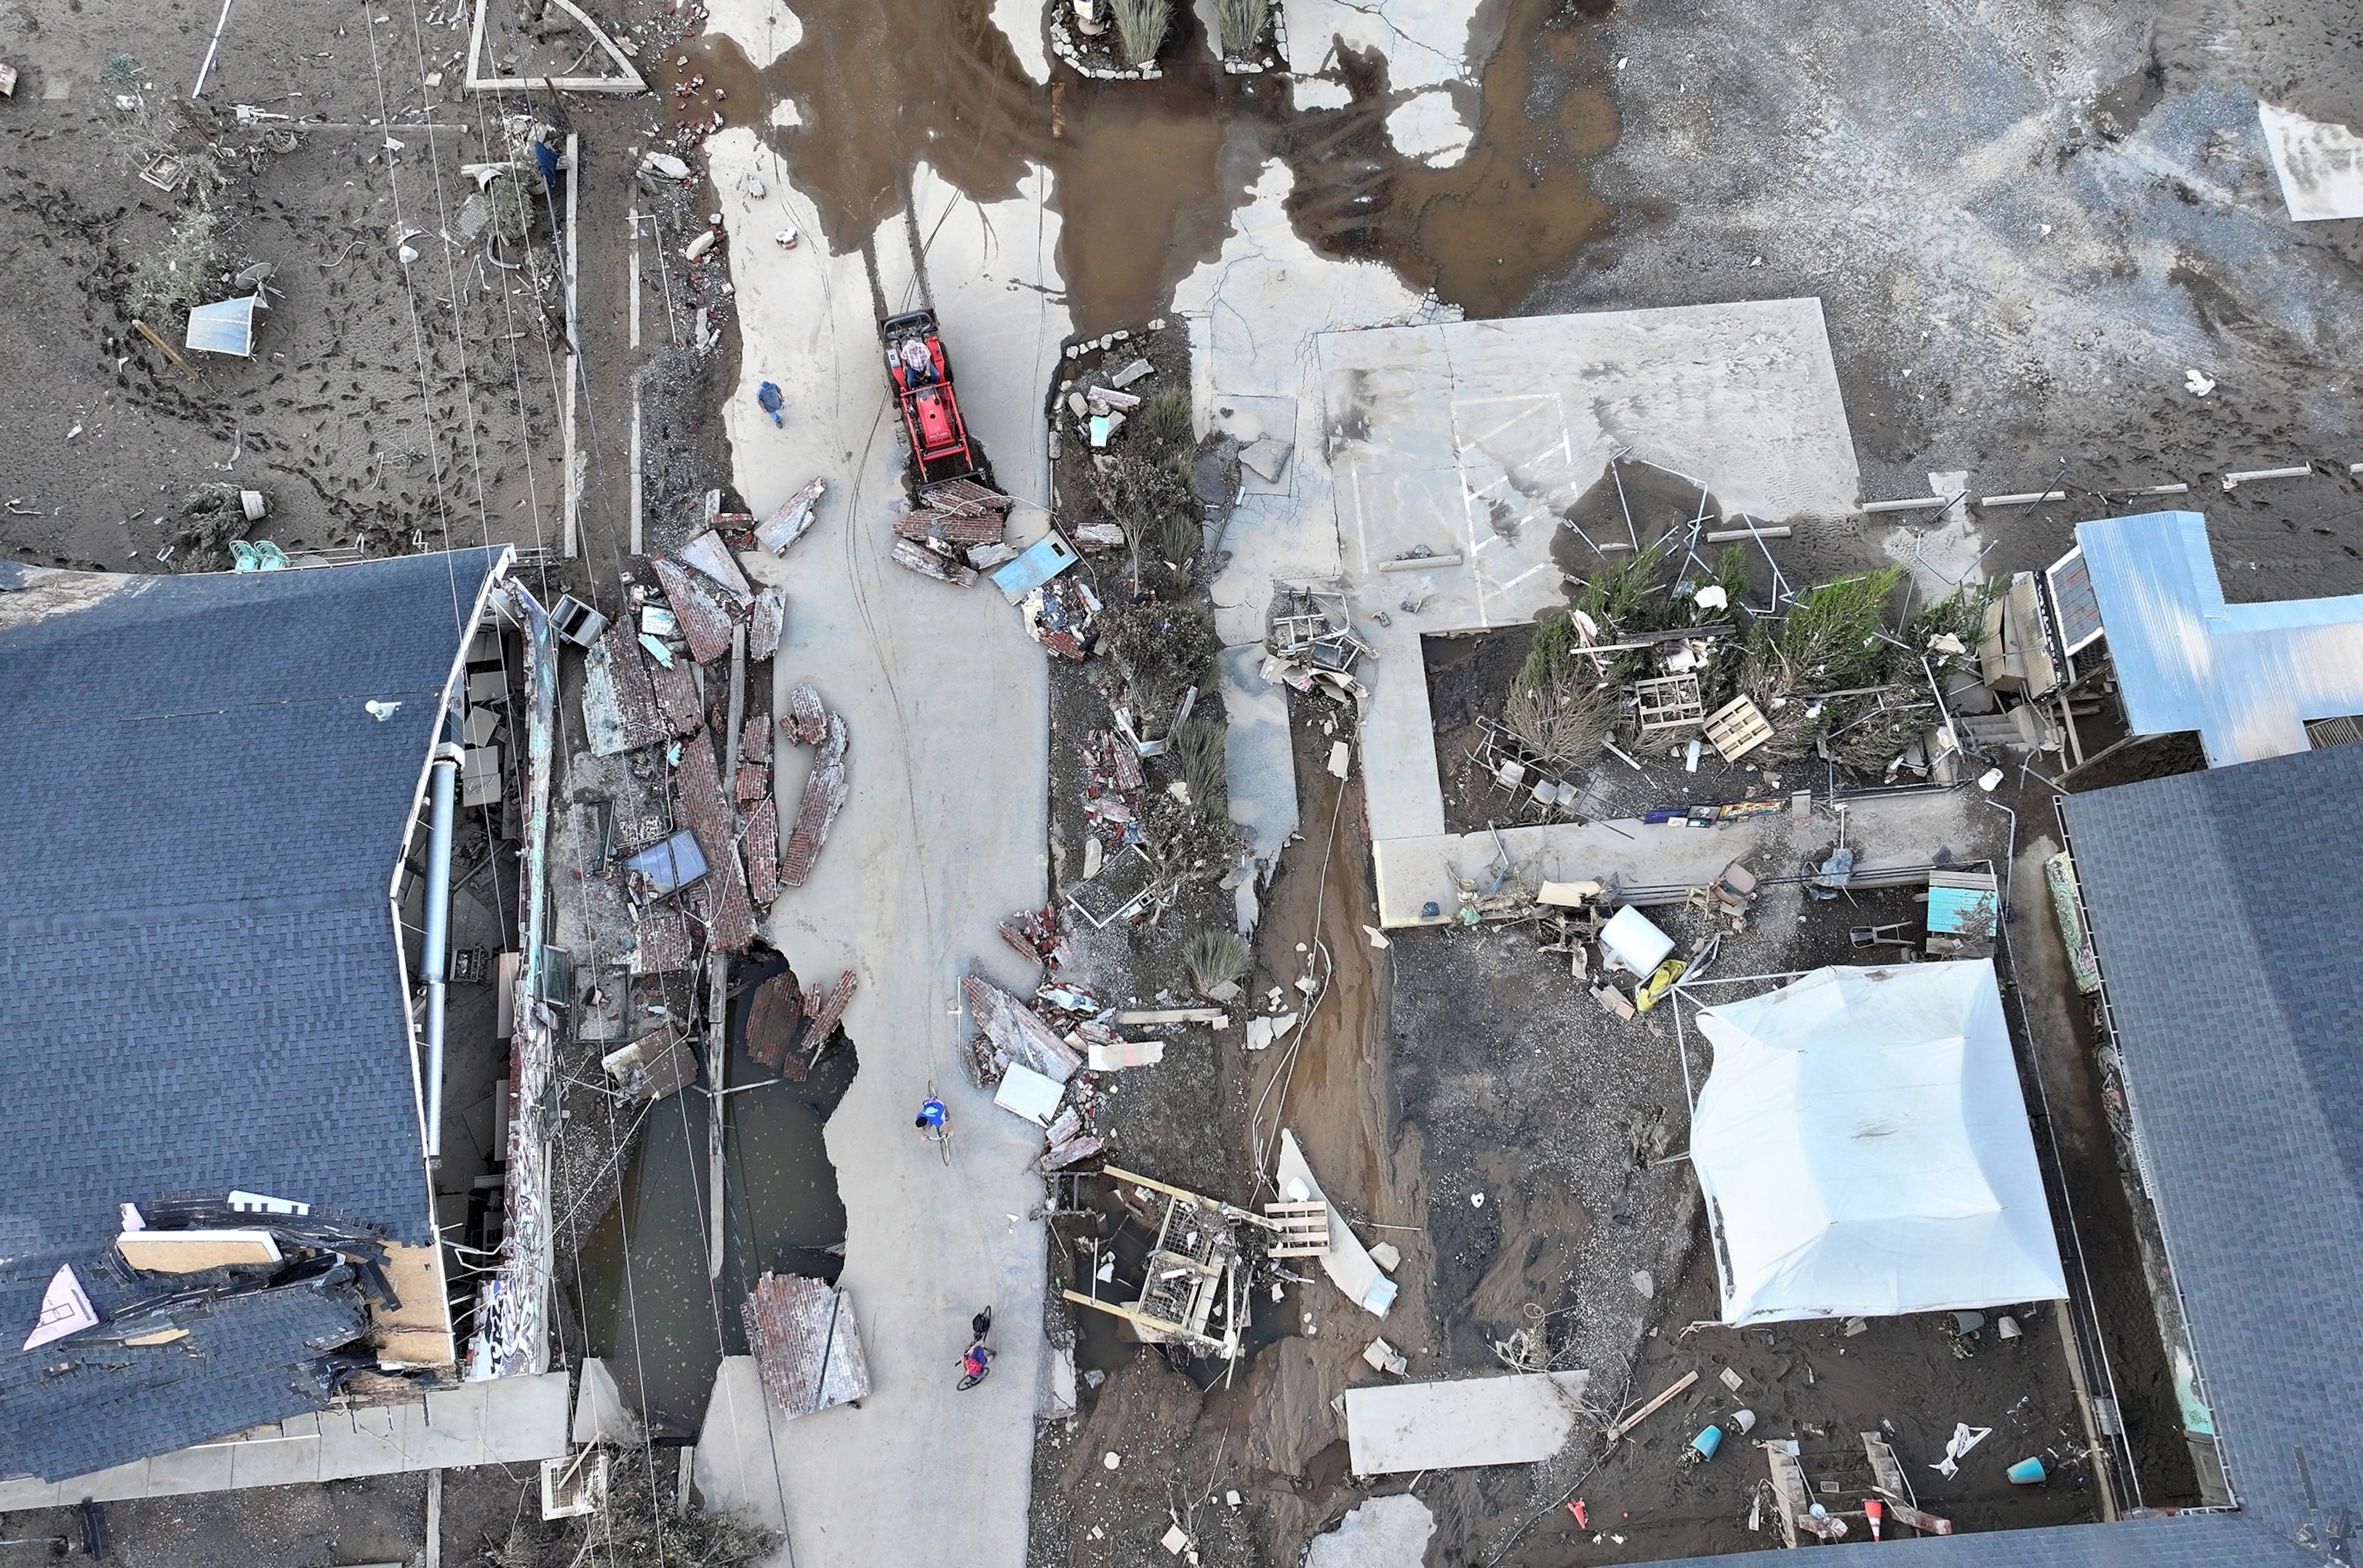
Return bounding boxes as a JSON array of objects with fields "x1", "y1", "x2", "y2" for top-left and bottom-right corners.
[
  {"x1": 916, "y1": 1093, "x2": 952, "y2": 1166},
  {"x1": 957, "y1": 1307, "x2": 993, "y2": 1390}
]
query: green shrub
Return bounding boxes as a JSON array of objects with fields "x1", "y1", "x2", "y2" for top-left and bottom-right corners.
[
  {"x1": 1182, "y1": 929, "x2": 1252, "y2": 996},
  {"x1": 1111, "y1": 0, "x2": 1172, "y2": 63}
]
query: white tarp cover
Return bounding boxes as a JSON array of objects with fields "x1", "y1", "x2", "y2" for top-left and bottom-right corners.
[{"x1": 1691, "y1": 961, "x2": 2068, "y2": 1325}]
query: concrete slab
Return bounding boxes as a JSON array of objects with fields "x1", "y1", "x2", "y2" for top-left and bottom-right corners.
[
  {"x1": 136, "y1": 1440, "x2": 240, "y2": 1493},
  {"x1": 1220, "y1": 643, "x2": 1298, "y2": 877},
  {"x1": 1315, "y1": 303, "x2": 1861, "y2": 844},
  {"x1": 707, "y1": 111, "x2": 1066, "y2": 1566},
  {"x1": 693, "y1": 1357, "x2": 796, "y2": 1535},
  {"x1": 1344, "y1": 1370, "x2": 1591, "y2": 1474},
  {"x1": 1177, "y1": 161, "x2": 1425, "y2": 648},
  {"x1": 1305, "y1": 1494, "x2": 1437, "y2": 1568},
  {"x1": 572, "y1": 1356, "x2": 645, "y2": 1446},
  {"x1": 1205, "y1": 394, "x2": 1297, "y2": 497},
  {"x1": 2258, "y1": 101, "x2": 2363, "y2": 221},
  {"x1": 1371, "y1": 789, "x2": 1978, "y2": 928}
]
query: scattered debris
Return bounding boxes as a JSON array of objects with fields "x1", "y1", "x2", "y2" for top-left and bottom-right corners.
[
  {"x1": 756, "y1": 478, "x2": 827, "y2": 554},
  {"x1": 1001, "y1": 904, "x2": 1077, "y2": 971}
]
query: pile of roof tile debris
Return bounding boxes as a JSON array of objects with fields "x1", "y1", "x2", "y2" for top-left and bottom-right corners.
[
  {"x1": 999, "y1": 903, "x2": 1078, "y2": 971},
  {"x1": 961, "y1": 974, "x2": 1159, "y2": 1173},
  {"x1": 888, "y1": 478, "x2": 1019, "y2": 586},
  {"x1": 571, "y1": 524, "x2": 852, "y2": 1104},
  {"x1": 742, "y1": 1271, "x2": 870, "y2": 1418},
  {"x1": 1263, "y1": 578, "x2": 1371, "y2": 704},
  {"x1": 745, "y1": 962, "x2": 858, "y2": 1084},
  {"x1": 1080, "y1": 727, "x2": 1148, "y2": 854}
]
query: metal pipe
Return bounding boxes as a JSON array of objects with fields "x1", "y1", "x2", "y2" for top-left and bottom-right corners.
[{"x1": 422, "y1": 740, "x2": 464, "y2": 1160}]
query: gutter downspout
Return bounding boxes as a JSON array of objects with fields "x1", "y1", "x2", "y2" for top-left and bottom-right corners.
[{"x1": 422, "y1": 737, "x2": 465, "y2": 1161}]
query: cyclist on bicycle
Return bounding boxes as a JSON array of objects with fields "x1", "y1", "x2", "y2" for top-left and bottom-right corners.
[{"x1": 915, "y1": 1097, "x2": 948, "y2": 1135}]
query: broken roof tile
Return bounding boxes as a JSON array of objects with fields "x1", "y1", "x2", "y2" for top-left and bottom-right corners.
[
  {"x1": 744, "y1": 797, "x2": 780, "y2": 909},
  {"x1": 670, "y1": 729, "x2": 755, "y2": 952},
  {"x1": 650, "y1": 656, "x2": 704, "y2": 737},
  {"x1": 676, "y1": 528, "x2": 755, "y2": 606},
  {"x1": 781, "y1": 681, "x2": 828, "y2": 746},
  {"x1": 748, "y1": 584, "x2": 786, "y2": 661},
  {"x1": 652, "y1": 556, "x2": 739, "y2": 664},
  {"x1": 780, "y1": 712, "x2": 848, "y2": 889}
]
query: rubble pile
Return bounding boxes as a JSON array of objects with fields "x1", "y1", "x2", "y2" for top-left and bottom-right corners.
[
  {"x1": 999, "y1": 904, "x2": 1077, "y2": 972},
  {"x1": 1080, "y1": 728, "x2": 1148, "y2": 852},
  {"x1": 1020, "y1": 575, "x2": 1102, "y2": 660},
  {"x1": 1263, "y1": 579, "x2": 1370, "y2": 704},
  {"x1": 888, "y1": 479, "x2": 1019, "y2": 584}
]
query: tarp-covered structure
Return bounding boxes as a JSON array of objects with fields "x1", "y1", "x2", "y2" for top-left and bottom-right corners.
[{"x1": 1690, "y1": 961, "x2": 2067, "y2": 1325}]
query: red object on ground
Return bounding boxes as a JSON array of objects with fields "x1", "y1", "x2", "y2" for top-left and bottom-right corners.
[
  {"x1": 1568, "y1": 1500, "x2": 1588, "y2": 1529},
  {"x1": 1867, "y1": 1498, "x2": 1885, "y2": 1541}
]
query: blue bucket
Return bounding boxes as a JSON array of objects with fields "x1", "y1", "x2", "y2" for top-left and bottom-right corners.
[
  {"x1": 1691, "y1": 1425, "x2": 1724, "y2": 1461},
  {"x1": 2007, "y1": 1456, "x2": 2047, "y2": 1484}
]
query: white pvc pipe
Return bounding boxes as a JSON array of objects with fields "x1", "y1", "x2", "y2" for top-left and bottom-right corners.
[{"x1": 422, "y1": 741, "x2": 464, "y2": 1160}]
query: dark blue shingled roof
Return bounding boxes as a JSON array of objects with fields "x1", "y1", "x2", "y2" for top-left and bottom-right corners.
[
  {"x1": 0, "y1": 551, "x2": 503, "y2": 1257},
  {"x1": 1638, "y1": 1512, "x2": 2311, "y2": 1565},
  {"x1": 2061, "y1": 745, "x2": 2363, "y2": 1548},
  {"x1": 0, "y1": 1246, "x2": 369, "y2": 1481}
]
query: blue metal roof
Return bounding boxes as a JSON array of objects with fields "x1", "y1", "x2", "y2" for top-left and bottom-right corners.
[{"x1": 2077, "y1": 510, "x2": 2363, "y2": 764}]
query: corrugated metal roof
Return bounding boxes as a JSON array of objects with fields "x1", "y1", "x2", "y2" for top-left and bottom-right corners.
[{"x1": 2077, "y1": 510, "x2": 2363, "y2": 764}]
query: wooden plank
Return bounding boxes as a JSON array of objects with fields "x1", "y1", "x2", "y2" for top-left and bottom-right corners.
[
  {"x1": 1102, "y1": 1165, "x2": 1278, "y2": 1230},
  {"x1": 1058, "y1": 1289, "x2": 1223, "y2": 1351},
  {"x1": 117, "y1": 1230, "x2": 280, "y2": 1271},
  {"x1": 372, "y1": 1240, "x2": 456, "y2": 1368},
  {"x1": 1881, "y1": 1500, "x2": 1953, "y2": 1536},
  {"x1": 1604, "y1": 1369, "x2": 1697, "y2": 1443}
]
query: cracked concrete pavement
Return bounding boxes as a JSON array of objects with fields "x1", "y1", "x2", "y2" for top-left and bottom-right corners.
[{"x1": 686, "y1": 1, "x2": 1071, "y2": 1553}]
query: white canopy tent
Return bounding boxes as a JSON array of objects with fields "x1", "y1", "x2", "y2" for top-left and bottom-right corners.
[{"x1": 1690, "y1": 961, "x2": 2068, "y2": 1325}]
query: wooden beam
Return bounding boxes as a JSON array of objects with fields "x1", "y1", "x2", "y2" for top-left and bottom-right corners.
[
  {"x1": 1059, "y1": 1289, "x2": 1223, "y2": 1351},
  {"x1": 1605, "y1": 1370, "x2": 1698, "y2": 1443},
  {"x1": 131, "y1": 318, "x2": 198, "y2": 378},
  {"x1": 1102, "y1": 1165, "x2": 1280, "y2": 1230}
]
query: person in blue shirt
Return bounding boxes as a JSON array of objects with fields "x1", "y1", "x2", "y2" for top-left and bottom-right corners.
[{"x1": 915, "y1": 1097, "x2": 948, "y2": 1134}]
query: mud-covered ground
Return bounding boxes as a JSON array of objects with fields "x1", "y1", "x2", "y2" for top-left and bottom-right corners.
[{"x1": 8, "y1": 0, "x2": 2358, "y2": 1560}]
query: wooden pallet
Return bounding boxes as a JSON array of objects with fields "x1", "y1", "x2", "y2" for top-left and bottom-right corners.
[
  {"x1": 1704, "y1": 695, "x2": 1775, "y2": 761},
  {"x1": 1263, "y1": 1200, "x2": 1331, "y2": 1257},
  {"x1": 1635, "y1": 673, "x2": 1705, "y2": 732}
]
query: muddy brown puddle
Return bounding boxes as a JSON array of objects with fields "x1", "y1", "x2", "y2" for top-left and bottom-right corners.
[{"x1": 668, "y1": 0, "x2": 1621, "y2": 335}]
